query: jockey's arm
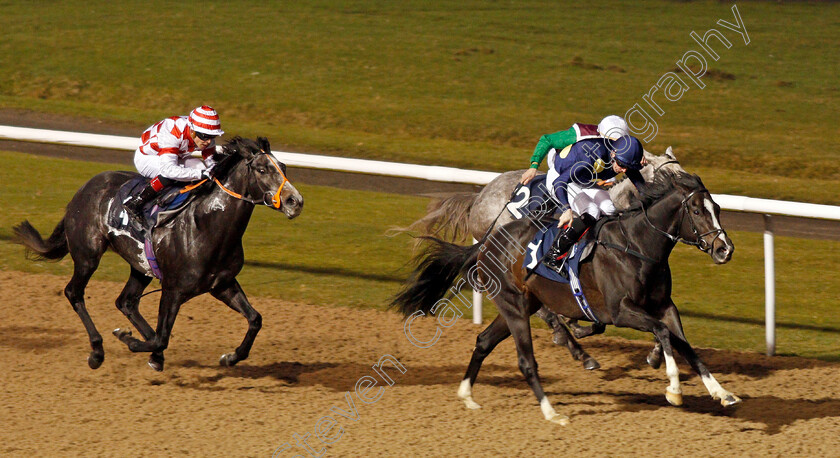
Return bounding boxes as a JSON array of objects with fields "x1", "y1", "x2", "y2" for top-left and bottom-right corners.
[
  {"x1": 201, "y1": 143, "x2": 217, "y2": 169},
  {"x1": 528, "y1": 127, "x2": 577, "y2": 168},
  {"x1": 157, "y1": 153, "x2": 204, "y2": 181},
  {"x1": 625, "y1": 169, "x2": 647, "y2": 193}
]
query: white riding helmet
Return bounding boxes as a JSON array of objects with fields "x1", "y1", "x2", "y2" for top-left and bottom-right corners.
[
  {"x1": 189, "y1": 105, "x2": 225, "y2": 137},
  {"x1": 597, "y1": 115, "x2": 629, "y2": 140}
]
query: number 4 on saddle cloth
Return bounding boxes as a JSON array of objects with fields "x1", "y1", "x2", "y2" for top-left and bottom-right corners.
[
  {"x1": 523, "y1": 223, "x2": 601, "y2": 324},
  {"x1": 107, "y1": 176, "x2": 204, "y2": 278}
]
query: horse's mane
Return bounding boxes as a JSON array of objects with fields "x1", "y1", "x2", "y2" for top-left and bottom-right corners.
[
  {"x1": 192, "y1": 136, "x2": 267, "y2": 196},
  {"x1": 620, "y1": 170, "x2": 705, "y2": 213}
]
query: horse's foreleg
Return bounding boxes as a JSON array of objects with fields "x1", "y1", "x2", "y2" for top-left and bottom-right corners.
[
  {"x1": 613, "y1": 301, "x2": 683, "y2": 406},
  {"x1": 211, "y1": 280, "x2": 261, "y2": 367},
  {"x1": 116, "y1": 290, "x2": 184, "y2": 371},
  {"x1": 65, "y1": 261, "x2": 105, "y2": 369},
  {"x1": 113, "y1": 268, "x2": 163, "y2": 368},
  {"x1": 458, "y1": 315, "x2": 510, "y2": 410},
  {"x1": 536, "y1": 308, "x2": 600, "y2": 370},
  {"x1": 647, "y1": 340, "x2": 663, "y2": 369},
  {"x1": 661, "y1": 302, "x2": 741, "y2": 407},
  {"x1": 568, "y1": 320, "x2": 606, "y2": 339}
]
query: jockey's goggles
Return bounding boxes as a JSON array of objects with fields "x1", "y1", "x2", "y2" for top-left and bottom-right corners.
[{"x1": 195, "y1": 131, "x2": 217, "y2": 141}]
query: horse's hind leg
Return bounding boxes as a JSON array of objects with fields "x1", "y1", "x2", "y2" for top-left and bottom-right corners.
[
  {"x1": 499, "y1": 295, "x2": 569, "y2": 425},
  {"x1": 458, "y1": 315, "x2": 510, "y2": 410},
  {"x1": 113, "y1": 268, "x2": 163, "y2": 369},
  {"x1": 535, "y1": 307, "x2": 600, "y2": 370},
  {"x1": 65, "y1": 255, "x2": 105, "y2": 369},
  {"x1": 211, "y1": 280, "x2": 261, "y2": 367},
  {"x1": 661, "y1": 302, "x2": 741, "y2": 407}
]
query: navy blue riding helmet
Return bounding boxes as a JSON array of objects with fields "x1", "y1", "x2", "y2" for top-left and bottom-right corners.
[{"x1": 611, "y1": 136, "x2": 644, "y2": 170}]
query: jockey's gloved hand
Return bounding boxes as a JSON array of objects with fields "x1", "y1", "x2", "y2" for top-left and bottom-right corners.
[{"x1": 201, "y1": 168, "x2": 214, "y2": 181}]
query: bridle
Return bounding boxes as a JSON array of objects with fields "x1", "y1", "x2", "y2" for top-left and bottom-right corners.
[
  {"x1": 212, "y1": 150, "x2": 289, "y2": 209},
  {"x1": 641, "y1": 188, "x2": 726, "y2": 252}
]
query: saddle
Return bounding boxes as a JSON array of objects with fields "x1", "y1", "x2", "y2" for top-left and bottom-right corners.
[
  {"x1": 108, "y1": 176, "x2": 204, "y2": 279},
  {"x1": 523, "y1": 220, "x2": 603, "y2": 323}
]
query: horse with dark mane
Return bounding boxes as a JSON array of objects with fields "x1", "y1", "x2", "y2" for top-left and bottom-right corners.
[
  {"x1": 13, "y1": 136, "x2": 303, "y2": 371},
  {"x1": 391, "y1": 171, "x2": 739, "y2": 424}
]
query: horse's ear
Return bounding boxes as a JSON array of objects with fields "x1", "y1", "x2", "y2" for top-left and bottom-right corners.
[
  {"x1": 665, "y1": 146, "x2": 676, "y2": 160},
  {"x1": 257, "y1": 137, "x2": 271, "y2": 154}
]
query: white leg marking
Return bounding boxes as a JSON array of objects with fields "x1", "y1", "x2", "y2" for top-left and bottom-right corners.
[
  {"x1": 663, "y1": 350, "x2": 683, "y2": 406},
  {"x1": 458, "y1": 378, "x2": 481, "y2": 410},
  {"x1": 540, "y1": 396, "x2": 569, "y2": 425},
  {"x1": 701, "y1": 373, "x2": 741, "y2": 406}
]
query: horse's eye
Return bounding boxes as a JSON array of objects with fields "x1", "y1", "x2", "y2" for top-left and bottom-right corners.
[
  {"x1": 257, "y1": 168, "x2": 267, "y2": 174},
  {"x1": 693, "y1": 209, "x2": 701, "y2": 215}
]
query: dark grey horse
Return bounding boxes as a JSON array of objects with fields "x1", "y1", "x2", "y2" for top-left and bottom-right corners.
[
  {"x1": 395, "y1": 148, "x2": 683, "y2": 369},
  {"x1": 13, "y1": 137, "x2": 303, "y2": 371},
  {"x1": 392, "y1": 172, "x2": 738, "y2": 424}
]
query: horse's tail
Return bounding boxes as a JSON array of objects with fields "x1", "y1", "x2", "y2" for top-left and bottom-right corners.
[
  {"x1": 390, "y1": 236, "x2": 483, "y2": 318},
  {"x1": 387, "y1": 193, "x2": 477, "y2": 243},
  {"x1": 12, "y1": 219, "x2": 69, "y2": 261}
]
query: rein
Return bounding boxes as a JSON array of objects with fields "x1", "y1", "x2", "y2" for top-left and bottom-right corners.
[{"x1": 212, "y1": 151, "x2": 289, "y2": 208}]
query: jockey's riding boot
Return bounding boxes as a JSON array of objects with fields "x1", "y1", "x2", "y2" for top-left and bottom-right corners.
[
  {"x1": 543, "y1": 213, "x2": 596, "y2": 276},
  {"x1": 124, "y1": 179, "x2": 163, "y2": 230}
]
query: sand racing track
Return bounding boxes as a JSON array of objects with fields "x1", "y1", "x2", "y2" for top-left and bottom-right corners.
[{"x1": 1, "y1": 271, "x2": 840, "y2": 457}]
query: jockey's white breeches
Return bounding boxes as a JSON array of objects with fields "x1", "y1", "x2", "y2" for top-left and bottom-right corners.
[
  {"x1": 565, "y1": 182, "x2": 615, "y2": 219},
  {"x1": 134, "y1": 150, "x2": 208, "y2": 181},
  {"x1": 546, "y1": 147, "x2": 616, "y2": 220}
]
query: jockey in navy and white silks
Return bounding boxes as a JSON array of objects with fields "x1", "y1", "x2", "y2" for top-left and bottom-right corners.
[
  {"x1": 123, "y1": 105, "x2": 225, "y2": 227},
  {"x1": 519, "y1": 115, "x2": 630, "y2": 186},
  {"x1": 542, "y1": 135, "x2": 647, "y2": 274}
]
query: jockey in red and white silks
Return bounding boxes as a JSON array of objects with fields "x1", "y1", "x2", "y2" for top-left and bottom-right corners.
[
  {"x1": 133, "y1": 105, "x2": 225, "y2": 182},
  {"x1": 123, "y1": 105, "x2": 225, "y2": 228}
]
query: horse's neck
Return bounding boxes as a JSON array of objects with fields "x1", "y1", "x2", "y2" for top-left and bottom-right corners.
[
  {"x1": 620, "y1": 192, "x2": 684, "y2": 261},
  {"x1": 195, "y1": 175, "x2": 256, "y2": 234}
]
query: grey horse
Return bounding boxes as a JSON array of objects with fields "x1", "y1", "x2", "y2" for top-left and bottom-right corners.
[{"x1": 397, "y1": 147, "x2": 684, "y2": 369}]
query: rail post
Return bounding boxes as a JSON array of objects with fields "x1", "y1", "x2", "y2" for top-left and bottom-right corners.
[
  {"x1": 764, "y1": 214, "x2": 776, "y2": 356},
  {"x1": 472, "y1": 237, "x2": 483, "y2": 325}
]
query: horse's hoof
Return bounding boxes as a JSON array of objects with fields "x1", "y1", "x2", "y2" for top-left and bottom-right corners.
[
  {"x1": 87, "y1": 353, "x2": 104, "y2": 370},
  {"x1": 582, "y1": 357, "x2": 600, "y2": 371},
  {"x1": 219, "y1": 353, "x2": 238, "y2": 367},
  {"x1": 147, "y1": 359, "x2": 164, "y2": 372},
  {"x1": 547, "y1": 413, "x2": 570, "y2": 426},
  {"x1": 461, "y1": 396, "x2": 482, "y2": 410},
  {"x1": 720, "y1": 394, "x2": 742, "y2": 407},
  {"x1": 113, "y1": 328, "x2": 132, "y2": 340},
  {"x1": 647, "y1": 351, "x2": 662, "y2": 369},
  {"x1": 665, "y1": 389, "x2": 683, "y2": 406}
]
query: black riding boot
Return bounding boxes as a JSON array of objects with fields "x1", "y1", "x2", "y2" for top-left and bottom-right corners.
[
  {"x1": 543, "y1": 213, "x2": 596, "y2": 276},
  {"x1": 123, "y1": 181, "x2": 161, "y2": 230}
]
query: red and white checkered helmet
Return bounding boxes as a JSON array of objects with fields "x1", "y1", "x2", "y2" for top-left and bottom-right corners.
[{"x1": 189, "y1": 105, "x2": 224, "y2": 137}]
